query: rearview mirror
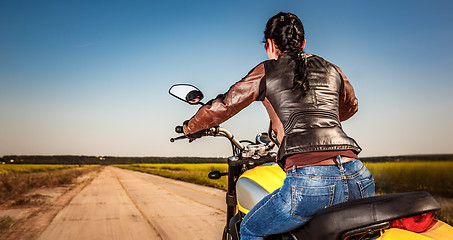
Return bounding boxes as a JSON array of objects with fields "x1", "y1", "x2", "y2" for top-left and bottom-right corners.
[{"x1": 169, "y1": 84, "x2": 204, "y2": 105}]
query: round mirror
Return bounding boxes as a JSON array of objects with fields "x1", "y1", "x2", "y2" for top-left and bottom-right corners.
[{"x1": 169, "y1": 84, "x2": 204, "y2": 105}]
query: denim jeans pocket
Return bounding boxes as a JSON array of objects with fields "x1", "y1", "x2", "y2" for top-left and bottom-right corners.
[
  {"x1": 357, "y1": 176, "x2": 375, "y2": 198},
  {"x1": 291, "y1": 184, "x2": 335, "y2": 220}
]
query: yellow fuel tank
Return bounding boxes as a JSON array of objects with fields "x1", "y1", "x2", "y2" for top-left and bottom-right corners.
[{"x1": 236, "y1": 163, "x2": 286, "y2": 214}]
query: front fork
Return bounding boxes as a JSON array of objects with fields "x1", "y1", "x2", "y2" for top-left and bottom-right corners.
[{"x1": 225, "y1": 157, "x2": 242, "y2": 240}]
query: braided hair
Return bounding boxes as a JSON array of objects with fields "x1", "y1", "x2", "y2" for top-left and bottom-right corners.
[{"x1": 264, "y1": 12, "x2": 309, "y2": 95}]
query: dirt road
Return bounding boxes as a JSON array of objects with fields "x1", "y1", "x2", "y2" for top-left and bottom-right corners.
[{"x1": 38, "y1": 166, "x2": 226, "y2": 240}]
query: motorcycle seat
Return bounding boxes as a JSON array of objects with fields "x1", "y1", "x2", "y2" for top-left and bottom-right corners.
[{"x1": 291, "y1": 191, "x2": 440, "y2": 240}]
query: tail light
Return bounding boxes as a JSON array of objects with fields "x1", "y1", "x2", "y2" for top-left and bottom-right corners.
[{"x1": 389, "y1": 212, "x2": 436, "y2": 233}]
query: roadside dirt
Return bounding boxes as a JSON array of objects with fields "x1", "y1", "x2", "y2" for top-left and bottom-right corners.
[{"x1": 0, "y1": 168, "x2": 102, "y2": 240}]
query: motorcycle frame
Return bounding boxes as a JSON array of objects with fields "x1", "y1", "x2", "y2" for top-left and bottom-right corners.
[{"x1": 202, "y1": 127, "x2": 275, "y2": 239}]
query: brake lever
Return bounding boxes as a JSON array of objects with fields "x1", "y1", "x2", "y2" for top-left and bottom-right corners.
[{"x1": 170, "y1": 135, "x2": 187, "y2": 142}]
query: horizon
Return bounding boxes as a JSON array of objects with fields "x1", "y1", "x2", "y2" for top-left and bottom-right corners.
[{"x1": 2, "y1": 153, "x2": 453, "y2": 159}]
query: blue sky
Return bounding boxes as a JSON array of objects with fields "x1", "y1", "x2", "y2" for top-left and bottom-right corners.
[{"x1": 1, "y1": 0, "x2": 452, "y2": 157}]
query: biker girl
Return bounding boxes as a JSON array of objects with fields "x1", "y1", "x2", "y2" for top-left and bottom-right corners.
[{"x1": 182, "y1": 12, "x2": 375, "y2": 240}]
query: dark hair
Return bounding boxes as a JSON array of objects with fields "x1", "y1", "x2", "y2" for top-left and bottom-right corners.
[{"x1": 264, "y1": 12, "x2": 309, "y2": 95}]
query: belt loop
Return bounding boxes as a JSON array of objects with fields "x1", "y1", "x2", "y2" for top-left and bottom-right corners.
[
  {"x1": 337, "y1": 155, "x2": 343, "y2": 166},
  {"x1": 336, "y1": 155, "x2": 344, "y2": 170},
  {"x1": 292, "y1": 165, "x2": 296, "y2": 173}
]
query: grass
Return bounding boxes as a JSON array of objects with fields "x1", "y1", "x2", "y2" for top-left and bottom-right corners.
[
  {"x1": 115, "y1": 164, "x2": 229, "y2": 190},
  {"x1": 0, "y1": 165, "x2": 101, "y2": 204},
  {"x1": 116, "y1": 161, "x2": 453, "y2": 196},
  {"x1": 116, "y1": 161, "x2": 453, "y2": 225},
  {"x1": 366, "y1": 161, "x2": 453, "y2": 225},
  {"x1": 0, "y1": 164, "x2": 75, "y2": 174},
  {"x1": 365, "y1": 161, "x2": 453, "y2": 197}
]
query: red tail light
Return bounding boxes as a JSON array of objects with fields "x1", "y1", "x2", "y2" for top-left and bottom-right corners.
[{"x1": 390, "y1": 212, "x2": 436, "y2": 233}]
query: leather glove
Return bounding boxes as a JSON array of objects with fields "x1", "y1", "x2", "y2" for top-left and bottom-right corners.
[{"x1": 182, "y1": 120, "x2": 204, "y2": 142}]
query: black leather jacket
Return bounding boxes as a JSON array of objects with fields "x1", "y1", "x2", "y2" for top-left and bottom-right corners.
[
  {"x1": 185, "y1": 53, "x2": 361, "y2": 161},
  {"x1": 263, "y1": 53, "x2": 361, "y2": 161}
]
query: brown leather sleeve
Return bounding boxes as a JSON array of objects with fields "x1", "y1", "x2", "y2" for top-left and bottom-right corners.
[
  {"x1": 335, "y1": 65, "x2": 358, "y2": 121},
  {"x1": 185, "y1": 63, "x2": 265, "y2": 134}
]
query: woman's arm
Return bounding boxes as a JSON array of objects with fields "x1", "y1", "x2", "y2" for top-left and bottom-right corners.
[
  {"x1": 184, "y1": 63, "x2": 265, "y2": 134},
  {"x1": 335, "y1": 65, "x2": 358, "y2": 121}
]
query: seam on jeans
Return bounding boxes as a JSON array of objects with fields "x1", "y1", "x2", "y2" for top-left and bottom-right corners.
[
  {"x1": 289, "y1": 165, "x2": 366, "y2": 180},
  {"x1": 357, "y1": 178, "x2": 374, "y2": 198},
  {"x1": 340, "y1": 165, "x2": 349, "y2": 202},
  {"x1": 328, "y1": 185, "x2": 335, "y2": 206},
  {"x1": 292, "y1": 215, "x2": 311, "y2": 220},
  {"x1": 357, "y1": 181, "x2": 364, "y2": 198}
]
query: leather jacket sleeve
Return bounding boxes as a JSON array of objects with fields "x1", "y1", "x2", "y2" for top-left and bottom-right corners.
[
  {"x1": 335, "y1": 65, "x2": 358, "y2": 121},
  {"x1": 185, "y1": 63, "x2": 265, "y2": 134}
]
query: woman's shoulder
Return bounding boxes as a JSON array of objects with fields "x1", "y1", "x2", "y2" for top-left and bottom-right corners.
[
  {"x1": 250, "y1": 59, "x2": 276, "y2": 74},
  {"x1": 305, "y1": 53, "x2": 339, "y2": 70}
]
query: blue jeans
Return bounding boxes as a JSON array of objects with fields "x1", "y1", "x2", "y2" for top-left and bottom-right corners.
[{"x1": 239, "y1": 156, "x2": 375, "y2": 240}]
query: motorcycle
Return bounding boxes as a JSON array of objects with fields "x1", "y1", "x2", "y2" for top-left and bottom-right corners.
[{"x1": 169, "y1": 84, "x2": 453, "y2": 240}]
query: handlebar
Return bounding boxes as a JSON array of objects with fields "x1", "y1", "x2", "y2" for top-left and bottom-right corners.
[
  {"x1": 171, "y1": 125, "x2": 275, "y2": 154},
  {"x1": 170, "y1": 126, "x2": 245, "y2": 150},
  {"x1": 216, "y1": 127, "x2": 245, "y2": 150}
]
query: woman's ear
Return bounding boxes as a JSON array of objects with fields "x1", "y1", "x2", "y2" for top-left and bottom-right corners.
[
  {"x1": 266, "y1": 39, "x2": 279, "y2": 60},
  {"x1": 265, "y1": 39, "x2": 271, "y2": 51}
]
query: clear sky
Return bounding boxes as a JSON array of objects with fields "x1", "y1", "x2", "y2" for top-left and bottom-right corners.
[{"x1": 1, "y1": 0, "x2": 452, "y2": 158}]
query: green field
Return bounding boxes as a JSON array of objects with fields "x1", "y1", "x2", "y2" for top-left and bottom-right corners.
[
  {"x1": 116, "y1": 162, "x2": 453, "y2": 195},
  {"x1": 366, "y1": 161, "x2": 453, "y2": 197},
  {"x1": 0, "y1": 164, "x2": 76, "y2": 174},
  {"x1": 116, "y1": 161, "x2": 453, "y2": 225},
  {"x1": 116, "y1": 163, "x2": 229, "y2": 190}
]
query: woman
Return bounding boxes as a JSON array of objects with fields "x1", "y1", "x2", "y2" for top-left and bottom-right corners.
[{"x1": 183, "y1": 12, "x2": 375, "y2": 240}]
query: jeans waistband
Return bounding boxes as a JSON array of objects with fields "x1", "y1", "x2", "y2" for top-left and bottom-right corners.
[{"x1": 288, "y1": 156, "x2": 356, "y2": 173}]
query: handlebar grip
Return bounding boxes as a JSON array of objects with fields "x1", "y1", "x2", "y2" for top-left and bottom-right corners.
[{"x1": 175, "y1": 125, "x2": 184, "y2": 134}]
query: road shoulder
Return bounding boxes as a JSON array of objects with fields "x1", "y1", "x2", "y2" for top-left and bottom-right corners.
[{"x1": 1, "y1": 168, "x2": 102, "y2": 240}]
